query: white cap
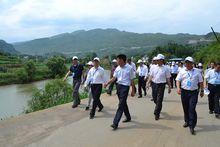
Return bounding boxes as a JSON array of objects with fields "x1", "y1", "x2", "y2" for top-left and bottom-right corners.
[
  {"x1": 137, "y1": 59, "x2": 143, "y2": 63},
  {"x1": 198, "y1": 63, "x2": 203, "y2": 67},
  {"x1": 112, "y1": 59, "x2": 117, "y2": 63},
  {"x1": 157, "y1": 54, "x2": 165, "y2": 60},
  {"x1": 185, "y1": 56, "x2": 194, "y2": 63},
  {"x1": 72, "y1": 56, "x2": 78, "y2": 60},
  {"x1": 172, "y1": 61, "x2": 175, "y2": 65},
  {"x1": 93, "y1": 57, "x2": 100, "y2": 62},
  {"x1": 86, "y1": 61, "x2": 94, "y2": 66},
  {"x1": 152, "y1": 56, "x2": 158, "y2": 61}
]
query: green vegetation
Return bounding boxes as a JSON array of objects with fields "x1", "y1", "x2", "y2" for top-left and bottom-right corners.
[
  {"x1": 25, "y1": 79, "x2": 88, "y2": 113},
  {"x1": 195, "y1": 42, "x2": 220, "y2": 66},
  {"x1": 46, "y1": 56, "x2": 67, "y2": 78},
  {"x1": 147, "y1": 42, "x2": 203, "y2": 60},
  {"x1": 0, "y1": 53, "x2": 67, "y2": 85}
]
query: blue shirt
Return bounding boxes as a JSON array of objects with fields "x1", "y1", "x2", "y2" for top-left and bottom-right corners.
[
  {"x1": 205, "y1": 69, "x2": 220, "y2": 85},
  {"x1": 70, "y1": 64, "x2": 84, "y2": 80}
]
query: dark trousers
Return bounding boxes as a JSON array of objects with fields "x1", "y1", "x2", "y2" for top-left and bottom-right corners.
[
  {"x1": 208, "y1": 84, "x2": 220, "y2": 114},
  {"x1": 72, "y1": 79, "x2": 81, "y2": 106},
  {"x1": 170, "y1": 73, "x2": 177, "y2": 88},
  {"x1": 138, "y1": 76, "x2": 146, "y2": 96},
  {"x1": 153, "y1": 83, "x2": 166, "y2": 116},
  {"x1": 113, "y1": 84, "x2": 131, "y2": 126},
  {"x1": 107, "y1": 80, "x2": 117, "y2": 95},
  {"x1": 181, "y1": 89, "x2": 199, "y2": 129},
  {"x1": 90, "y1": 84, "x2": 103, "y2": 116},
  {"x1": 151, "y1": 82, "x2": 156, "y2": 99}
]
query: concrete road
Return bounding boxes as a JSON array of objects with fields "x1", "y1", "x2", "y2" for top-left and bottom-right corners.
[{"x1": 0, "y1": 88, "x2": 220, "y2": 147}]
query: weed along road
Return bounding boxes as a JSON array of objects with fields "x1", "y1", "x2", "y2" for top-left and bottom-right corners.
[{"x1": 0, "y1": 88, "x2": 220, "y2": 147}]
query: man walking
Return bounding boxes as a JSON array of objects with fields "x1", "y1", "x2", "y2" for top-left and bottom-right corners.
[
  {"x1": 64, "y1": 56, "x2": 84, "y2": 108},
  {"x1": 85, "y1": 57, "x2": 106, "y2": 119},
  {"x1": 176, "y1": 57, "x2": 204, "y2": 135},
  {"x1": 204, "y1": 62, "x2": 220, "y2": 118},
  {"x1": 104, "y1": 54, "x2": 135, "y2": 130},
  {"x1": 136, "y1": 59, "x2": 148, "y2": 98},
  {"x1": 147, "y1": 54, "x2": 171, "y2": 120},
  {"x1": 107, "y1": 59, "x2": 118, "y2": 96}
]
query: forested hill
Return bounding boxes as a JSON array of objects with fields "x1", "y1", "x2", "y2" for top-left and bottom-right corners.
[{"x1": 13, "y1": 28, "x2": 216, "y2": 57}]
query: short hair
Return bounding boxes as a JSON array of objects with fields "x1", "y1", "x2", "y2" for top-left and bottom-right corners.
[
  {"x1": 216, "y1": 62, "x2": 220, "y2": 66},
  {"x1": 117, "y1": 54, "x2": 127, "y2": 62}
]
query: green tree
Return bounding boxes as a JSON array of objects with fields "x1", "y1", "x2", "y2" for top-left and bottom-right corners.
[
  {"x1": 46, "y1": 56, "x2": 67, "y2": 78},
  {"x1": 24, "y1": 60, "x2": 36, "y2": 82}
]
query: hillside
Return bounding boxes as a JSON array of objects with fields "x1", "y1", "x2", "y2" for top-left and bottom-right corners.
[
  {"x1": 0, "y1": 40, "x2": 18, "y2": 54},
  {"x1": 13, "y1": 29, "x2": 215, "y2": 57}
]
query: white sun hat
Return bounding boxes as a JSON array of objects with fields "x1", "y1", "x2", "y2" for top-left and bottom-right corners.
[
  {"x1": 198, "y1": 63, "x2": 203, "y2": 67},
  {"x1": 156, "y1": 54, "x2": 165, "y2": 60},
  {"x1": 185, "y1": 57, "x2": 194, "y2": 63},
  {"x1": 86, "y1": 61, "x2": 94, "y2": 66},
  {"x1": 112, "y1": 59, "x2": 117, "y2": 63},
  {"x1": 137, "y1": 59, "x2": 143, "y2": 64},
  {"x1": 152, "y1": 56, "x2": 158, "y2": 61},
  {"x1": 72, "y1": 56, "x2": 78, "y2": 60},
  {"x1": 93, "y1": 57, "x2": 100, "y2": 62}
]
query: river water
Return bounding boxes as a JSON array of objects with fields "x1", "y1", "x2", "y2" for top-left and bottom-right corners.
[{"x1": 0, "y1": 70, "x2": 110, "y2": 119}]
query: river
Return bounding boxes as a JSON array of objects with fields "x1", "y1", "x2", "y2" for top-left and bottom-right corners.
[{"x1": 0, "y1": 70, "x2": 110, "y2": 119}]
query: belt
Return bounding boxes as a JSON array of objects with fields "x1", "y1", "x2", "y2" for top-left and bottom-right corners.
[{"x1": 181, "y1": 88, "x2": 198, "y2": 93}]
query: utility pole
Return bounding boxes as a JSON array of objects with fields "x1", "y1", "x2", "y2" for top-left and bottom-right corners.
[{"x1": 211, "y1": 27, "x2": 220, "y2": 43}]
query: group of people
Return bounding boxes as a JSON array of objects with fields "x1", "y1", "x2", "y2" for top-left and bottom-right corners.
[{"x1": 63, "y1": 54, "x2": 220, "y2": 135}]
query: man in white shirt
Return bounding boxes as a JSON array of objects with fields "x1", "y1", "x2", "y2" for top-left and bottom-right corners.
[
  {"x1": 147, "y1": 54, "x2": 171, "y2": 121},
  {"x1": 82, "y1": 61, "x2": 94, "y2": 111},
  {"x1": 85, "y1": 57, "x2": 106, "y2": 119},
  {"x1": 204, "y1": 62, "x2": 220, "y2": 118},
  {"x1": 170, "y1": 62, "x2": 179, "y2": 88},
  {"x1": 104, "y1": 54, "x2": 135, "y2": 130},
  {"x1": 176, "y1": 57, "x2": 204, "y2": 135},
  {"x1": 137, "y1": 59, "x2": 149, "y2": 98},
  {"x1": 149, "y1": 56, "x2": 158, "y2": 101},
  {"x1": 127, "y1": 58, "x2": 137, "y2": 93}
]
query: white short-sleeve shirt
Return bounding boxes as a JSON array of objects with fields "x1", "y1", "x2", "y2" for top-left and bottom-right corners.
[
  {"x1": 205, "y1": 69, "x2": 220, "y2": 85},
  {"x1": 176, "y1": 68, "x2": 203, "y2": 91},
  {"x1": 137, "y1": 65, "x2": 149, "y2": 77},
  {"x1": 113, "y1": 63, "x2": 135, "y2": 86},
  {"x1": 149, "y1": 65, "x2": 171, "y2": 84},
  {"x1": 85, "y1": 66, "x2": 106, "y2": 85}
]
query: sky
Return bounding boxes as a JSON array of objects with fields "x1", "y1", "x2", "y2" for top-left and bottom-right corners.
[{"x1": 0, "y1": 0, "x2": 220, "y2": 43}]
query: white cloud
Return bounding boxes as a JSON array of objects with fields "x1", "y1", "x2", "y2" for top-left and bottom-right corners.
[{"x1": 0, "y1": 0, "x2": 219, "y2": 42}]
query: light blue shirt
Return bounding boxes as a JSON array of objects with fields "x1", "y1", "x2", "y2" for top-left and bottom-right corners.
[
  {"x1": 171, "y1": 65, "x2": 178, "y2": 74},
  {"x1": 114, "y1": 64, "x2": 135, "y2": 86},
  {"x1": 176, "y1": 68, "x2": 203, "y2": 91},
  {"x1": 205, "y1": 69, "x2": 220, "y2": 85}
]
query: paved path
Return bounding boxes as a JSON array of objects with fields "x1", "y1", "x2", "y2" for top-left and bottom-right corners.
[{"x1": 0, "y1": 88, "x2": 220, "y2": 147}]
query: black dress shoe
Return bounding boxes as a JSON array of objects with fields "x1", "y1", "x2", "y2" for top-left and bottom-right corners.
[
  {"x1": 138, "y1": 95, "x2": 142, "y2": 98},
  {"x1": 122, "y1": 118, "x2": 131, "y2": 123},
  {"x1": 190, "y1": 128, "x2": 196, "y2": 135},
  {"x1": 215, "y1": 114, "x2": 220, "y2": 118},
  {"x1": 151, "y1": 99, "x2": 154, "y2": 101},
  {"x1": 155, "y1": 115, "x2": 159, "y2": 121},
  {"x1": 111, "y1": 124, "x2": 118, "y2": 130},
  {"x1": 85, "y1": 106, "x2": 89, "y2": 111},
  {"x1": 98, "y1": 106, "x2": 104, "y2": 112},
  {"x1": 209, "y1": 111, "x2": 214, "y2": 114},
  {"x1": 90, "y1": 115, "x2": 94, "y2": 119},
  {"x1": 72, "y1": 105, "x2": 78, "y2": 108},
  {"x1": 183, "y1": 123, "x2": 189, "y2": 128}
]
